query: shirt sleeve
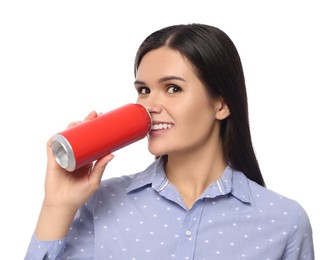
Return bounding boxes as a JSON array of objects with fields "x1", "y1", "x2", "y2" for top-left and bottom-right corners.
[
  {"x1": 24, "y1": 234, "x2": 65, "y2": 260},
  {"x1": 282, "y1": 202, "x2": 315, "y2": 260},
  {"x1": 24, "y1": 198, "x2": 96, "y2": 259}
]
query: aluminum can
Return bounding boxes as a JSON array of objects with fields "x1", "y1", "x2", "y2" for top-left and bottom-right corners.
[{"x1": 51, "y1": 103, "x2": 152, "y2": 172}]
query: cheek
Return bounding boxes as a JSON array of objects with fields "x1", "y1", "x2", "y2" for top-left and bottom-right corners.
[
  {"x1": 179, "y1": 92, "x2": 214, "y2": 120},
  {"x1": 135, "y1": 97, "x2": 142, "y2": 105},
  {"x1": 177, "y1": 102, "x2": 215, "y2": 132}
]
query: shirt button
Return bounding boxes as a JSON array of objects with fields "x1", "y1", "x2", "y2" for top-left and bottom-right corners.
[{"x1": 185, "y1": 230, "x2": 192, "y2": 236}]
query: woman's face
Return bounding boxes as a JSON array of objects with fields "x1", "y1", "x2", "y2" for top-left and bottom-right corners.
[{"x1": 135, "y1": 47, "x2": 225, "y2": 157}]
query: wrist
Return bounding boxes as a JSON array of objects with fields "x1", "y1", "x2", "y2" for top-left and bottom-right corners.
[{"x1": 35, "y1": 204, "x2": 77, "y2": 240}]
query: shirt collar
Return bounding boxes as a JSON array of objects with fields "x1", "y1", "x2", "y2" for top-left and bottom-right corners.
[
  {"x1": 126, "y1": 158, "x2": 165, "y2": 193},
  {"x1": 216, "y1": 166, "x2": 251, "y2": 203},
  {"x1": 126, "y1": 157, "x2": 251, "y2": 204}
]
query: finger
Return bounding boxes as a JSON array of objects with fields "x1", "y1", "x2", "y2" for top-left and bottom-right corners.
[
  {"x1": 72, "y1": 162, "x2": 94, "y2": 178},
  {"x1": 46, "y1": 138, "x2": 53, "y2": 157},
  {"x1": 63, "y1": 111, "x2": 97, "y2": 129},
  {"x1": 47, "y1": 138, "x2": 58, "y2": 160},
  {"x1": 88, "y1": 154, "x2": 115, "y2": 191},
  {"x1": 46, "y1": 138, "x2": 64, "y2": 171},
  {"x1": 67, "y1": 121, "x2": 82, "y2": 129},
  {"x1": 84, "y1": 111, "x2": 98, "y2": 121}
]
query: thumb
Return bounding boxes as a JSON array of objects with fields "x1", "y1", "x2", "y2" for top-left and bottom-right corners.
[{"x1": 88, "y1": 154, "x2": 115, "y2": 190}]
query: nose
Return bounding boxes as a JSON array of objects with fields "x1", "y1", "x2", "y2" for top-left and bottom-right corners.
[
  {"x1": 137, "y1": 95, "x2": 163, "y2": 115},
  {"x1": 142, "y1": 103, "x2": 162, "y2": 115}
]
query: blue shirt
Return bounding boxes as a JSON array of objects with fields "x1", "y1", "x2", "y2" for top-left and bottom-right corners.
[{"x1": 25, "y1": 158, "x2": 314, "y2": 260}]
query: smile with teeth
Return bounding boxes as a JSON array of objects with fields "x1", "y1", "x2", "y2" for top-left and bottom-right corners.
[{"x1": 151, "y1": 123, "x2": 173, "y2": 131}]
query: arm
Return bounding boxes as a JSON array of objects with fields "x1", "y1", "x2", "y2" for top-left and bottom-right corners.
[
  {"x1": 25, "y1": 112, "x2": 114, "y2": 259},
  {"x1": 25, "y1": 200, "x2": 97, "y2": 260},
  {"x1": 282, "y1": 203, "x2": 315, "y2": 260}
]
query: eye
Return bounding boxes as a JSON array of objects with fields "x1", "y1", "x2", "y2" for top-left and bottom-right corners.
[
  {"x1": 167, "y1": 85, "x2": 182, "y2": 94},
  {"x1": 137, "y1": 87, "x2": 150, "y2": 95}
]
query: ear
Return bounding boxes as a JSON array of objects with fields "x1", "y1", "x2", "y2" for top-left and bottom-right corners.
[{"x1": 214, "y1": 97, "x2": 230, "y2": 120}]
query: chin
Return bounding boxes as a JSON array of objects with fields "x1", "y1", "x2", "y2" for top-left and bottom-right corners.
[
  {"x1": 148, "y1": 144, "x2": 167, "y2": 158},
  {"x1": 148, "y1": 150, "x2": 165, "y2": 157}
]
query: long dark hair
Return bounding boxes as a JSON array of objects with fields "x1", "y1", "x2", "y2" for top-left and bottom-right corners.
[{"x1": 134, "y1": 23, "x2": 265, "y2": 187}]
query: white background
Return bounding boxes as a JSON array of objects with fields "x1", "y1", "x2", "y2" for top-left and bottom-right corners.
[{"x1": 0, "y1": 1, "x2": 326, "y2": 259}]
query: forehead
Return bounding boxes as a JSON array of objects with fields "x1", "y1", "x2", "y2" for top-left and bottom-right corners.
[{"x1": 136, "y1": 47, "x2": 197, "y2": 80}]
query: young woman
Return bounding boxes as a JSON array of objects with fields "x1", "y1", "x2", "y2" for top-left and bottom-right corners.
[{"x1": 25, "y1": 23, "x2": 314, "y2": 259}]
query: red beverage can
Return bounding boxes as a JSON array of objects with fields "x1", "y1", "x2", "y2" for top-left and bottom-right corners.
[{"x1": 51, "y1": 103, "x2": 152, "y2": 172}]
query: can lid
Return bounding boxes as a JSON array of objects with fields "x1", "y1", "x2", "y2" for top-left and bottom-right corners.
[{"x1": 51, "y1": 134, "x2": 76, "y2": 172}]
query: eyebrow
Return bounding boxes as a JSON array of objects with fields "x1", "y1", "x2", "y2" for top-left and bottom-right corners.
[{"x1": 134, "y1": 75, "x2": 186, "y2": 85}]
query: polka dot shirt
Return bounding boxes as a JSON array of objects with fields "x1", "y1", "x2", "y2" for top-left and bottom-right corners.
[{"x1": 25, "y1": 158, "x2": 314, "y2": 259}]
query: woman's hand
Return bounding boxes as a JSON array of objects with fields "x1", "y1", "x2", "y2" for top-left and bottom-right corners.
[{"x1": 35, "y1": 111, "x2": 114, "y2": 240}]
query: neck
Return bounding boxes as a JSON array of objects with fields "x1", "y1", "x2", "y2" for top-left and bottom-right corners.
[{"x1": 165, "y1": 141, "x2": 227, "y2": 209}]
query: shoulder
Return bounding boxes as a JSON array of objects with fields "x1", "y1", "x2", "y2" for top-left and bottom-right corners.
[
  {"x1": 97, "y1": 171, "x2": 143, "y2": 197},
  {"x1": 101, "y1": 174, "x2": 136, "y2": 190},
  {"x1": 84, "y1": 160, "x2": 161, "y2": 215},
  {"x1": 245, "y1": 176, "x2": 311, "y2": 227},
  {"x1": 234, "y1": 171, "x2": 314, "y2": 257},
  {"x1": 232, "y1": 169, "x2": 311, "y2": 227},
  {"x1": 94, "y1": 159, "x2": 160, "y2": 199},
  {"x1": 84, "y1": 172, "x2": 145, "y2": 212}
]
